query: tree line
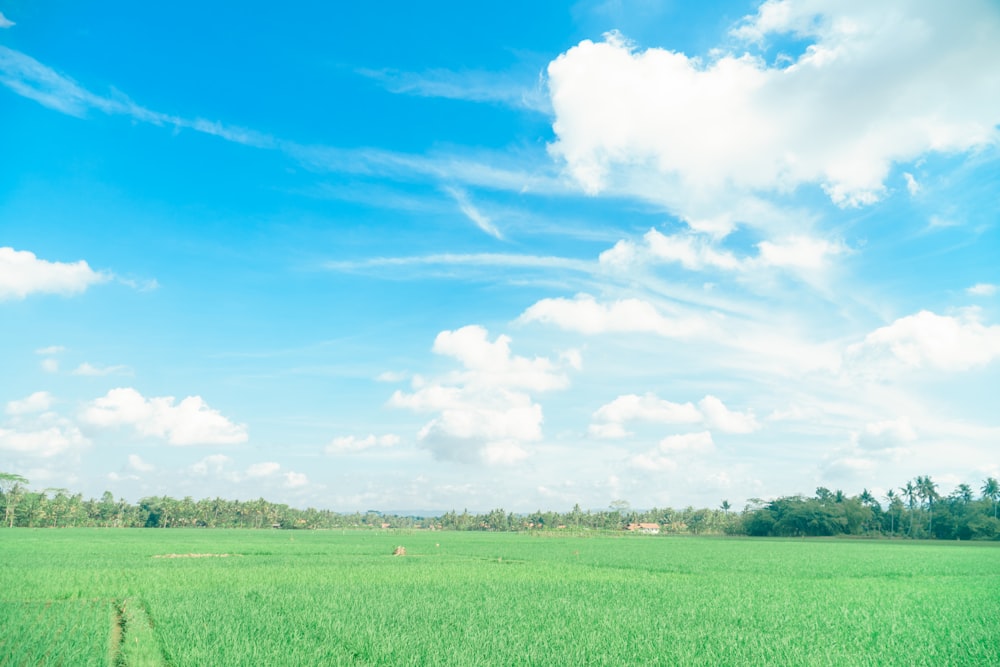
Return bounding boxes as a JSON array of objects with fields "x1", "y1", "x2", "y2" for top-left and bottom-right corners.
[{"x1": 1, "y1": 471, "x2": 998, "y2": 539}]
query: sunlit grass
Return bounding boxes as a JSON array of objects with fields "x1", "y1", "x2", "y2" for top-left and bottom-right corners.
[{"x1": 1, "y1": 530, "x2": 998, "y2": 665}]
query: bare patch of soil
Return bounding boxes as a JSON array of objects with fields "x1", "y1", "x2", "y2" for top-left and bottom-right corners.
[{"x1": 152, "y1": 553, "x2": 235, "y2": 559}]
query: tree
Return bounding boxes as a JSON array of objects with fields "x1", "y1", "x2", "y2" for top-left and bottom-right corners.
[
  {"x1": 901, "y1": 481, "x2": 918, "y2": 536},
  {"x1": 916, "y1": 475, "x2": 939, "y2": 533},
  {"x1": 982, "y1": 477, "x2": 1000, "y2": 519},
  {"x1": 720, "y1": 500, "x2": 731, "y2": 514},
  {"x1": 1, "y1": 472, "x2": 29, "y2": 528}
]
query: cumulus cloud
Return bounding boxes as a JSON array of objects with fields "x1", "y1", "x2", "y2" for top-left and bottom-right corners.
[
  {"x1": 0, "y1": 422, "x2": 88, "y2": 458},
  {"x1": 591, "y1": 393, "x2": 758, "y2": 438},
  {"x1": 546, "y1": 2, "x2": 1000, "y2": 231},
  {"x1": 847, "y1": 309, "x2": 1000, "y2": 372},
  {"x1": 631, "y1": 431, "x2": 715, "y2": 471},
  {"x1": 190, "y1": 454, "x2": 232, "y2": 475},
  {"x1": 127, "y1": 454, "x2": 155, "y2": 472},
  {"x1": 326, "y1": 433, "x2": 401, "y2": 454},
  {"x1": 698, "y1": 395, "x2": 760, "y2": 434},
  {"x1": 857, "y1": 417, "x2": 917, "y2": 450},
  {"x1": 599, "y1": 228, "x2": 847, "y2": 275},
  {"x1": 81, "y1": 387, "x2": 248, "y2": 445},
  {"x1": 519, "y1": 293, "x2": 708, "y2": 338},
  {"x1": 0, "y1": 247, "x2": 109, "y2": 299},
  {"x1": 967, "y1": 283, "x2": 997, "y2": 297},
  {"x1": 390, "y1": 326, "x2": 570, "y2": 464},
  {"x1": 6, "y1": 391, "x2": 54, "y2": 415}
]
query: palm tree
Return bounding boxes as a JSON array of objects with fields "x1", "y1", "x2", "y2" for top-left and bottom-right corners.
[
  {"x1": 916, "y1": 475, "x2": 939, "y2": 534},
  {"x1": 720, "y1": 500, "x2": 731, "y2": 515},
  {"x1": 884, "y1": 489, "x2": 898, "y2": 534},
  {"x1": 901, "y1": 481, "x2": 918, "y2": 536},
  {"x1": 1, "y1": 472, "x2": 29, "y2": 528},
  {"x1": 982, "y1": 477, "x2": 1000, "y2": 519}
]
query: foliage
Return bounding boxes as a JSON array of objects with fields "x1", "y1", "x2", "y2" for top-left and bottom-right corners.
[{"x1": 2, "y1": 472, "x2": 999, "y2": 541}]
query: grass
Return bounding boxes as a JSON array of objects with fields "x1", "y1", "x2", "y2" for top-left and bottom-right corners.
[{"x1": 1, "y1": 529, "x2": 998, "y2": 665}]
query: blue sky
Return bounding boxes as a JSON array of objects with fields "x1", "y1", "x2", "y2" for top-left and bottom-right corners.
[{"x1": 2, "y1": 0, "x2": 998, "y2": 512}]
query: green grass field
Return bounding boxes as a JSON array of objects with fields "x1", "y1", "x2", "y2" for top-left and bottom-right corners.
[{"x1": 1, "y1": 529, "x2": 998, "y2": 666}]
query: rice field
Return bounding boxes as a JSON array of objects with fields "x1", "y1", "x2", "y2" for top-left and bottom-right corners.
[{"x1": 1, "y1": 529, "x2": 998, "y2": 666}]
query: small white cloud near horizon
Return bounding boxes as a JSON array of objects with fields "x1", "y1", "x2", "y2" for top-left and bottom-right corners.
[
  {"x1": 0, "y1": 247, "x2": 109, "y2": 300},
  {"x1": 6, "y1": 391, "x2": 54, "y2": 416},
  {"x1": 856, "y1": 417, "x2": 917, "y2": 451},
  {"x1": 127, "y1": 454, "x2": 155, "y2": 472},
  {"x1": 81, "y1": 387, "x2": 248, "y2": 445},
  {"x1": 326, "y1": 433, "x2": 401, "y2": 454},
  {"x1": 0, "y1": 421, "x2": 89, "y2": 458},
  {"x1": 967, "y1": 283, "x2": 997, "y2": 297}
]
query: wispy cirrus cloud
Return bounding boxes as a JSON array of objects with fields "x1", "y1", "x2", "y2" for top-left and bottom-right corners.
[
  {"x1": 0, "y1": 46, "x2": 275, "y2": 147},
  {"x1": 444, "y1": 186, "x2": 503, "y2": 239},
  {"x1": 356, "y1": 66, "x2": 551, "y2": 113},
  {"x1": 1, "y1": 45, "x2": 574, "y2": 201}
]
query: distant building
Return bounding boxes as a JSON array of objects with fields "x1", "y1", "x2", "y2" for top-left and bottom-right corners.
[{"x1": 627, "y1": 522, "x2": 661, "y2": 535}]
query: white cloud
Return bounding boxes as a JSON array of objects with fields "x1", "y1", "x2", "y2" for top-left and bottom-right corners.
[
  {"x1": 591, "y1": 393, "x2": 757, "y2": 437},
  {"x1": 593, "y1": 393, "x2": 702, "y2": 428},
  {"x1": 41, "y1": 359, "x2": 59, "y2": 374},
  {"x1": 0, "y1": 247, "x2": 108, "y2": 299},
  {"x1": 444, "y1": 186, "x2": 503, "y2": 240},
  {"x1": 326, "y1": 433, "x2": 401, "y2": 454},
  {"x1": 755, "y1": 236, "x2": 847, "y2": 271},
  {"x1": 847, "y1": 309, "x2": 1000, "y2": 372},
  {"x1": 6, "y1": 391, "x2": 54, "y2": 415},
  {"x1": 357, "y1": 66, "x2": 550, "y2": 113},
  {"x1": 658, "y1": 431, "x2": 715, "y2": 453},
  {"x1": 245, "y1": 462, "x2": 281, "y2": 478},
  {"x1": 284, "y1": 471, "x2": 308, "y2": 488},
  {"x1": 390, "y1": 326, "x2": 569, "y2": 464},
  {"x1": 967, "y1": 283, "x2": 997, "y2": 297},
  {"x1": 81, "y1": 387, "x2": 248, "y2": 445},
  {"x1": 127, "y1": 454, "x2": 155, "y2": 472},
  {"x1": 857, "y1": 417, "x2": 917, "y2": 450},
  {"x1": 0, "y1": 423, "x2": 88, "y2": 458},
  {"x1": 72, "y1": 363, "x2": 132, "y2": 377},
  {"x1": 630, "y1": 431, "x2": 715, "y2": 471},
  {"x1": 547, "y1": 3, "x2": 1000, "y2": 230},
  {"x1": 698, "y1": 395, "x2": 760, "y2": 434},
  {"x1": 0, "y1": 12, "x2": 14, "y2": 28},
  {"x1": 519, "y1": 293, "x2": 708, "y2": 338},
  {"x1": 190, "y1": 454, "x2": 232, "y2": 475},
  {"x1": 599, "y1": 228, "x2": 847, "y2": 275},
  {"x1": 431, "y1": 325, "x2": 569, "y2": 392},
  {"x1": 35, "y1": 345, "x2": 65, "y2": 355},
  {"x1": 903, "y1": 172, "x2": 921, "y2": 195}
]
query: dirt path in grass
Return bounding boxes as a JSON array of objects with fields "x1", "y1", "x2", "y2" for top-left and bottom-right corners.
[{"x1": 111, "y1": 598, "x2": 168, "y2": 666}]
